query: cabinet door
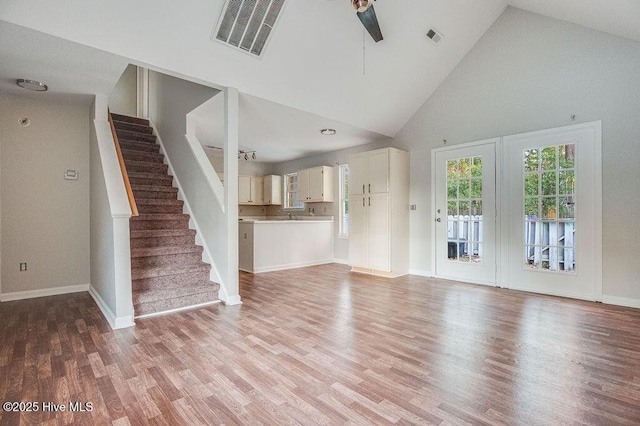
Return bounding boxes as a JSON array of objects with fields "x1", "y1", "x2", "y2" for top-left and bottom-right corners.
[
  {"x1": 297, "y1": 169, "x2": 310, "y2": 202},
  {"x1": 263, "y1": 175, "x2": 282, "y2": 205},
  {"x1": 308, "y1": 167, "x2": 324, "y2": 201},
  {"x1": 348, "y1": 195, "x2": 368, "y2": 268},
  {"x1": 349, "y1": 153, "x2": 367, "y2": 196},
  {"x1": 368, "y1": 150, "x2": 389, "y2": 194},
  {"x1": 367, "y1": 194, "x2": 390, "y2": 271},
  {"x1": 251, "y1": 176, "x2": 264, "y2": 205},
  {"x1": 238, "y1": 176, "x2": 252, "y2": 204}
]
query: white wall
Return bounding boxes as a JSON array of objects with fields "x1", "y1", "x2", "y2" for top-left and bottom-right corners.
[
  {"x1": 89, "y1": 95, "x2": 135, "y2": 328},
  {"x1": 148, "y1": 71, "x2": 240, "y2": 301},
  {"x1": 394, "y1": 7, "x2": 640, "y2": 304},
  {"x1": 0, "y1": 94, "x2": 90, "y2": 296},
  {"x1": 108, "y1": 64, "x2": 137, "y2": 117},
  {"x1": 270, "y1": 139, "x2": 393, "y2": 262}
]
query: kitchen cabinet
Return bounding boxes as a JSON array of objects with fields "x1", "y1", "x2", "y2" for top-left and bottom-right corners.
[
  {"x1": 238, "y1": 175, "x2": 264, "y2": 205},
  {"x1": 297, "y1": 166, "x2": 334, "y2": 202},
  {"x1": 263, "y1": 175, "x2": 282, "y2": 205},
  {"x1": 348, "y1": 147, "x2": 409, "y2": 277}
]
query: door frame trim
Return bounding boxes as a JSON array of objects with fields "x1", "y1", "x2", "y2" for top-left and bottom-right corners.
[{"x1": 431, "y1": 138, "x2": 501, "y2": 286}]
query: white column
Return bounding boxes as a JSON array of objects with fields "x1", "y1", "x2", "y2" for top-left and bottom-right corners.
[{"x1": 224, "y1": 87, "x2": 241, "y2": 305}]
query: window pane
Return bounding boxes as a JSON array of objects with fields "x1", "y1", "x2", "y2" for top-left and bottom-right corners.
[
  {"x1": 541, "y1": 146, "x2": 556, "y2": 170},
  {"x1": 541, "y1": 172, "x2": 557, "y2": 195},
  {"x1": 524, "y1": 173, "x2": 539, "y2": 196},
  {"x1": 458, "y1": 180, "x2": 470, "y2": 198},
  {"x1": 524, "y1": 149, "x2": 539, "y2": 172},
  {"x1": 559, "y1": 144, "x2": 575, "y2": 169}
]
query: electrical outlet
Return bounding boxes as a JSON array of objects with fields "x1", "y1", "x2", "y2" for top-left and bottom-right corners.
[
  {"x1": 323, "y1": 207, "x2": 327, "y2": 213},
  {"x1": 19, "y1": 262, "x2": 27, "y2": 272}
]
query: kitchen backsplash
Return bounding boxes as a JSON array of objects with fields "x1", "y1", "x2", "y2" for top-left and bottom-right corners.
[{"x1": 239, "y1": 202, "x2": 334, "y2": 218}]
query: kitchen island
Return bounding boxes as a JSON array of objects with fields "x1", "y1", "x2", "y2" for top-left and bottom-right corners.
[{"x1": 239, "y1": 218, "x2": 334, "y2": 273}]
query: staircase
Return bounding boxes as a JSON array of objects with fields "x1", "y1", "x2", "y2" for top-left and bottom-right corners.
[{"x1": 111, "y1": 113, "x2": 220, "y2": 317}]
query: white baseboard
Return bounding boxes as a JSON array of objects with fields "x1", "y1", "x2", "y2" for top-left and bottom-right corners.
[
  {"x1": 253, "y1": 259, "x2": 334, "y2": 274},
  {"x1": 223, "y1": 295, "x2": 242, "y2": 306},
  {"x1": 135, "y1": 300, "x2": 221, "y2": 319},
  {"x1": 89, "y1": 286, "x2": 134, "y2": 330},
  {"x1": 409, "y1": 269, "x2": 434, "y2": 278},
  {"x1": 1, "y1": 283, "x2": 89, "y2": 302},
  {"x1": 602, "y1": 295, "x2": 640, "y2": 309},
  {"x1": 332, "y1": 258, "x2": 349, "y2": 265}
]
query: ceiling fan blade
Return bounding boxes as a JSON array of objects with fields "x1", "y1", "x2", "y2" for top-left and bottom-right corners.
[{"x1": 357, "y1": 5, "x2": 383, "y2": 43}]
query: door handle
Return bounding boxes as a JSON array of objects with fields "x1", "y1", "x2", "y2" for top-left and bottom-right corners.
[
  {"x1": 368, "y1": 184, "x2": 371, "y2": 193},
  {"x1": 436, "y1": 218, "x2": 442, "y2": 222},
  {"x1": 362, "y1": 184, "x2": 365, "y2": 194},
  {"x1": 362, "y1": 198, "x2": 365, "y2": 207}
]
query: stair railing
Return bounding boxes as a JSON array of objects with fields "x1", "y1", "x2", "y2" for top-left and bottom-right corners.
[{"x1": 108, "y1": 110, "x2": 139, "y2": 217}]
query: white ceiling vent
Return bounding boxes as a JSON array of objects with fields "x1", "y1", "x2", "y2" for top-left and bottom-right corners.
[
  {"x1": 426, "y1": 28, "x2": 443, "y2": 46},
  {"x1": 213, "y1": 0, "x2": 287, "y2": 58}
]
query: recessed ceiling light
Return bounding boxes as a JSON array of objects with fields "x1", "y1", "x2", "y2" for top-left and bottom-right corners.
[
  {"x1": 16, "y1": 79, "x2": 48, "y2": 92},
  {"x1": 320, "y1": 128, "x2": 336, "y2": 136}
]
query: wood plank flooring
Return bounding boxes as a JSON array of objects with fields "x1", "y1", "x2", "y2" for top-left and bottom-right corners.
[{"x1": 1, "y1": 263, "x2": 640, "y2": 425}]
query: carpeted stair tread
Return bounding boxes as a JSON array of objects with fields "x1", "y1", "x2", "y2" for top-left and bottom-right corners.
[
  {"x1": 133, "y1": 290, "x2": 219, "y2": 317},
  {"x1": 133, "y1": 282, "x2": 219, "y2": 305},
  {"x1": 111, "y1": 113, "x2": 149, "y2": 126},
  {"x1": 119, "y1": 140, "x2": 160, "y2": 153},
  {"x1": 116, "y1": 129, "x2": 156, "y2": 143},
  {"x1": 132, "y1": 213, "x2": 189, "y2": 221},
  {"x1": 135, "y1": 198, "x2": 182, "y2": 206},
  {"x1": 131, "y1": 263, "x2": 210, "y2": 280},
  {"x1": 128, "y1": 175, "x2": 174, "y2": 187},
  {"x1": 132, "y1": 270, "x2": 210, "y2": 292},
  {"x1": 130, "y1": 229, "x2": 196, "y2": 239},
  {"x1": 128, "y1": 171, "x2": 172, "y2": 181},
  {"x1": 124, "y1": 160, "x2": 168, "y2": 174},
  {"x1": 131, "y1": 244, "x2": 203, "y2": 258},
  {"x1": 132, "y1": 251, "x2": 203, "y2": 269},
  {"x1": 131, "y1": 185, "x2": 178, "y2": 194},
  {"x1": 121, "y1": 149, "x2": 165, "y2": 163},
  {"x1": 136, "y1": 200, "x2": 184, "y2": 214},
  {"x1": 113, "y1": 120, "x2": 153, "y2": 134}
]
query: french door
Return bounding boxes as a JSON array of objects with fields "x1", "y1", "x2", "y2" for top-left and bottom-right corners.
[
  {"x1": 434, "y1": 140, "x2": 497, "y2": 285},
  {"x1": 502, "y1": 122, "x2": 602, "y2": 300},
  {"x1": 432, "y1": 122, "x2": 602, "y2": 301}
]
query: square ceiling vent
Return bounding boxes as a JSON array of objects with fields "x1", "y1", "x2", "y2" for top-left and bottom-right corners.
[{"x1": 213, "y1": 0, "x2": 288, "y2": 58}]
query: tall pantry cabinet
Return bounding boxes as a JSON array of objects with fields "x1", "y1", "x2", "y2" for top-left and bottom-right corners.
[{"x1": 348, "y1": 147, "x2": 409, "y2": 277}]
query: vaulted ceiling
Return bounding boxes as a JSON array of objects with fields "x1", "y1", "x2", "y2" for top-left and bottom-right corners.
[{"x1": 1, "y1": 0, "x2": 639, "y2": 149}]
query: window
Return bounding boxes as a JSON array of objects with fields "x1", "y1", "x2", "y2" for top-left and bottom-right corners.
[
  {"x1": 523, "y1": 144, "x2": 576, "y2": 272},
  {"x1": 283, "y1": 172, "x2": 304, "y2": 209},
  {"x1": 339, "y1": 164, "x2": 349, "y2": 237}
]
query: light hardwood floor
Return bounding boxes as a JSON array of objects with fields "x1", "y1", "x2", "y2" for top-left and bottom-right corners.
[{"x1": 1, "y1": 263, "x2": 639, "y2": 425}]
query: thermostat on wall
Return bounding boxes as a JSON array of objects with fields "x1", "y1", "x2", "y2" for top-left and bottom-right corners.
[{"x1": 64, "y1": 170, "x2": 78, "y2": 180}]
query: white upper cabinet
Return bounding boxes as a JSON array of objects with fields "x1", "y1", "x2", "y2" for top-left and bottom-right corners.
[
  {"x1": 239, "y1": 175, "x2": 264, "y2": 205},
  {"x1": 238, "y1": 175, "x2": 252, "y2": 204},
  {"x1": 297, "y1": 166, "x2": 334, "y2": 203},
  {"x1": 263, "y1": 175, "x2": 282, "y2": 205}
]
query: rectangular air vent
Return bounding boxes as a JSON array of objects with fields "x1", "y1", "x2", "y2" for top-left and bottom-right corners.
[
  {"x1": 426, "y1": 28, "x2": 443, "y2": 46},
  {"x1": 214, "y1": 0, "x2": 287, "y2": 58}
]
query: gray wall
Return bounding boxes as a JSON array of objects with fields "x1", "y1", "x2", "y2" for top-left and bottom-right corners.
[
  {"x1": 108, "y1": 64, "x2": 137, "y2": 117},
  {"x1": 1, "y1": 94, "x2": 90, "y2": 294},
  {"x1": 394, "y1": 7, "x2": 640, "y2": 301},
  {"x1": 270, "y1": 139, "x2": 393, "y2": 261}
]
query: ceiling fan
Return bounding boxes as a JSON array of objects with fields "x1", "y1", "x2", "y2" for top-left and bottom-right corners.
[{"x1": 351, "y1": 0, "x2": 383, "y2": 42}]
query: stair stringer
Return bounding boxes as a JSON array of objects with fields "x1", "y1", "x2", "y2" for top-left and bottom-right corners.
[{"x1": 149, "y1": 121, "x2": 229, "y2": 303}]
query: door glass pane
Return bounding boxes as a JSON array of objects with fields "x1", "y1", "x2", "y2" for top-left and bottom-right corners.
[
  {"x1": 447, "y1": 155, "x2": 483, "y2": 264},
  {"x1": 523, "y1": 144, "x2": 576, "y2": 273}
]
